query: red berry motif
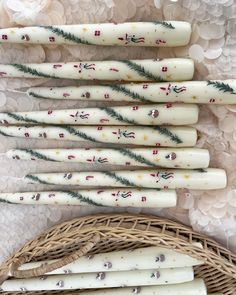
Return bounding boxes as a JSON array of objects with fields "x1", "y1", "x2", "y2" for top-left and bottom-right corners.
[
  {"x1": 161, "y1": 66, "x2": 168, "y2": 72},
  {"x1": 49, "y1": 36, "x2": 55, "y2": 42},
  {"x1": 153, "y1": 150, "x2": 158, "y2": 155},
  {"x1": 1, "y1": 35, "x2": 8, "y2": 40},
  {"x1": 166, "y1": 103, "x2": 172, "y2": 108},
  {"x1": 94, "y1": 30, "x2": 101, "y2": 36},
  {"x1": 59, "y1": 133, "x2": 64, "y2": 138},
  {"x1": 132, "y1": 106, "x2": 139, "y2": 110},
  {"x1": 68, "y1": 155, "x2": 75, "y2": 160}
]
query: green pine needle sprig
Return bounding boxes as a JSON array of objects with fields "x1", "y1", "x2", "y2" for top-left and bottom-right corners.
[
  {"x1": 60, "y1": 126, "x2": 100, "y2": 143},
  {"x1": 6, "y1": 113, "x2": 39, "y2": 124},
  {"x1": 119, "y1": 148, "x2": 156, "y2": 167},
  {"x1": 110, "y1": 84, "x2": 152, "y2": 103},
  {"x1": 103, "y1": 171, "x2": 139, "y2": 187},
  {"x1": 44, "y1": 26, "x2": 91, "y2": 45},
  {"x1": 19, "y1": 149, "x2": 56, "y2": 162},
  {"x1": 121, "y1": 60, "x2": 165, "y2": 82},
  {"x1": 100, "y1": 107, "x2": 137, "y2": 124},
  {"x1": 65, "y1": 191, "x2": 104, "y2": 206},
  {"x1": 207, "y1": 80, "x2": 236, "y2": 95},
  {"x1": 153, "y1": 21, "x2": 175, "y2": 29},
  {"x1": 28, "y1": 91, "x2": 50, "y2": 99},
  {"x1": 0, "y1": 197, "x2": 14, "y2": 204},
  {"x1": 11, "y1": 64, "x2": 57, "y2": 79},
  {"x1": 154, "y1": 126, "x2": 182, "y2": 144},
  {"x1": 25, "y1": 174, "x2": 51, "y2": 185},
  {"x1": 0, "y1": 129, "x2": 11, "y2": 137}
]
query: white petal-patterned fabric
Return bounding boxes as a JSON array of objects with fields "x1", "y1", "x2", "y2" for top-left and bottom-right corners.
[{"x1": 0, "y1": 0, "x2": 236, "y2": 263}]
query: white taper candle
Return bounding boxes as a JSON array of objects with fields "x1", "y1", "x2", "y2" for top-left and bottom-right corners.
[
  {"x1": 0, "y1": 189, "x2": 177, "y2": 208},
  {"x1": 0, "y1": 267, "x2": 194, "y2": 291},
  {"x1": 0, "y1": 22, "x2": 191, "y2": 47},
  {"x1": 26, "y1": 80, "x2": 236, "y2": 104},
  {"x1": 6, "y1": 147, "x2": 210, "y2": 169},
  {"x1": 25, "y1": 168, "x2": 227, "y2": 190},
  {"x1": 18, "y1": 246, "x2": 203, "y2": 275},
  {"x1": 0, "y1": 59, "x2": 194, "y2": 81},
  {"x1": 64, "y1": 279, "x2": 207, "y2": 295},
  {"x1": 0, "y1": 104, "x2": 199, "y2": 126},
  {"x1": 0, "y1": 125, "x2": 197, "y2": 147}
]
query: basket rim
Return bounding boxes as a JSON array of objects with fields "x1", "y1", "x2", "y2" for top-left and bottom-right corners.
[{"x1": 1, "y1": 213, "x2": 236, "y2": 282}]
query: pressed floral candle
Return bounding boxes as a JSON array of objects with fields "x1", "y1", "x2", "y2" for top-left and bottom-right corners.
[
  {"x1": 0, "y1": 104, "x2": 199, "y2": 126},
  {"x1": 0, "y1": 125, "x2": 197, "y2": 147},
  {"x1": 6, "y1": 147, "x2": 210, "y2": 169},
  {"x1": 0, "y1": 22, "x2": 191, "y2": 47},
  {"x1": 0, "y1": 188, "x2": 177, "y2": 208},
  {"x1": 25, "y1": 80, "x2": 236, "y2": 104},
  {"x1": 0, "y1": 59, "x2": 194, "y2": 81},
  {"x1": 24, "y1": 168, "x2": 227, "y2": 190}
]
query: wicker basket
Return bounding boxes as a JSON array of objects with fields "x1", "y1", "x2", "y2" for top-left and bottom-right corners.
[{"x1": 0, "y1": 213, "x2": 235, "y2": 295}]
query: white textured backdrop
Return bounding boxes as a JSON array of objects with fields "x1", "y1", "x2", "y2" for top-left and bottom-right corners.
[{"x1": 0, "y1": 0, "x2": 236, "y2": 262}]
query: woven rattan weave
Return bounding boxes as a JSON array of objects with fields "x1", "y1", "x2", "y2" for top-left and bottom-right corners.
[{"x1": 0, "y1": 214, "x2": 235, "y2": 294}]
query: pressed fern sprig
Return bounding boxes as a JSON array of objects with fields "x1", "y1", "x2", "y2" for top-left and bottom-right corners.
[
  {"x1": 60, "y1": 126, "x2": 100, "y2": 143},
  {"x1": 207, "y1": 81, "x2": 236, "y2": 95},
  {"x1": 6, "y1": 113, "x2": 39, "y2": 124},
  {"x1": 64, "y1": 191, "x2": 104, "y2": 206},
  {"x1": 11, "y1": 64, "x2": 57, "y2": 79},
  {"x1": 0, "y1": 198, "x2": 14, "y2": 204},
  {"x1": 194, "y1": 168, "x2": 207, "y2": 173},
  {"x1": 154, "y1": 126, "x2": 182, "y2": 144},
  {"x1": 44, "y1": 26, "x2": 91, "y2": 45},
  {"x1": 121, "y1": 60, "x2": 165, "y2": 82},
  {"x1": 19, "y1": 149, "x2": 56, "y2": 162},
  {"x1": 25, "y1": 174, "x2": 51, "y2": 185},
  {"x1": 102, "y1": 171, "x2": 138, "y2": 187},
  {"x1": 119, "y1": 148, "x2": 156, "y2": 167},
  {"x1": 153, "y1": 21, "x2": 175, "y2": 29},
  {"x1": 0, "y1": 129, "x2": 11, "y2": 137},
  {"x1": 110, "y1": 85, "x2": 152, "y2": 103},
  {"x1": 28, "y1": 91, "x2": 49, "y2": 99},
  {"x1": 100, "y1": 107, "x2": 137, "y2": 124}
]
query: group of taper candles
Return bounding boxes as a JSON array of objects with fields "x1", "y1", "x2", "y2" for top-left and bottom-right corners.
[
  {"x1": 0, "y1": 244, "x2": 220, "y2": 294},
  {"x1": 0, "y1": 20, "x2": 234, "y2": 208}
]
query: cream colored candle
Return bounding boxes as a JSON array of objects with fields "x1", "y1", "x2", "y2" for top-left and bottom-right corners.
[
  {"x1": 0, "y1": 22, "x2": 191, "y2": 47},
  {"x1": 0, "y1": 59, "x2": 194, "y2": 81},
  {"x1": 0, "y1": 125, "x2": 197, "y2": 147},
  {"x1": 0, "y1": 104, "x2": 199, "y2": 126},
  {"x1": 65, "y1": 279, "x2": 207, "y2": 295},
  {"x1": 0, "y1": 189, "x2": 177, "y2": 208},
  {"x1": 0, "y1": 267, "x2": 194, "y2": 291},
  {"x1": 25, "y1": 168, "x2": 227, "y2": 190},
  {"x1": 18, "y1": 246, "x2": 203, "y2": 274},
  {"x1": 26, "y1": 80, "x2": 236, "y2": 104},
  {"x1": 6, "y1": 147, "x2": 210, "y2": 169}
]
